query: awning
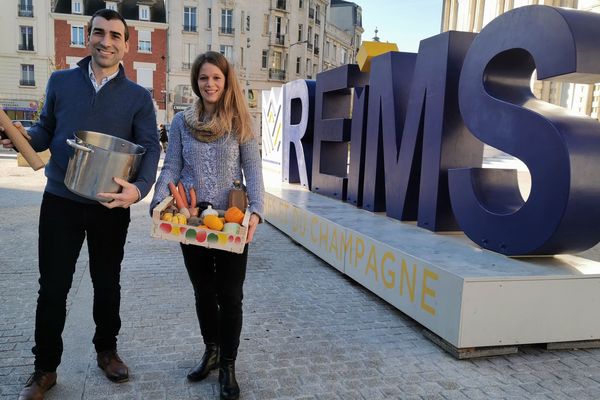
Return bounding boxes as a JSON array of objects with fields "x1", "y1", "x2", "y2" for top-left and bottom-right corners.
[{"x1": 0, "y1": 99, "x2": 38, "y2": 111}]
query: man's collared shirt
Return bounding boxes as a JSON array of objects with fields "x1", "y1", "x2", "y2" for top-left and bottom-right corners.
[{"x1": 88, "y1": 63, "x2": 119, "y2": 93}]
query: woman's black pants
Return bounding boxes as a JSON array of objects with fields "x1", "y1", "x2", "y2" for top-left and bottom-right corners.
[{"x1": 180, "y1": 243, "x2": 248, "y2": 360}]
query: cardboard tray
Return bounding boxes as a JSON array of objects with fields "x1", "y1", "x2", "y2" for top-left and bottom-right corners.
[{"x1": 151, "y1": 196, "x2": 250, "y2": 253}]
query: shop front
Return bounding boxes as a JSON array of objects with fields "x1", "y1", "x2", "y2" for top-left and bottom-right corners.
[{"x1": 0, "y1": 99, "x2": 38, "y2": 120}]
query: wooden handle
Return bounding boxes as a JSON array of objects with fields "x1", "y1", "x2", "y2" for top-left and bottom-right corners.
[{"x1": 0, "y1": 108, "x2": 45, "y2": 171}]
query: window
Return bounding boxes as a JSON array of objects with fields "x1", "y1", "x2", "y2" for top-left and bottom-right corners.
[
  {"x1": 297, "y1": 24, "x2": 303, "y2": 42},
  {"x1": 482, "y1": 0, "x2": 498, "y2": 28},
  {"x1": 20, "y1": 64, "x2": 35, "y2": 86},
  {"x1": 263, "y1": 15, "x2": 269, "y2": 35},
  {"x1": 182, "y1": 43, "x2": 195, "y2": 70},
  {"x1": 296, "y1": 57, "x2": 301, "y2": 74},
  {"x1": 208, "y1": 8, "x2": 212, "y2": 29},
  {"x1": 240, "y1": 47, "x2": 244, "y2": 67},
  {"x1": 456, "y1": 0, "x2": 471, "y2": 31},
  {"x1": 138, "y1": 30, "x2": 151, "y2": 52},
  {"x1": 136, "y1": 68, "x2": 153, "y2": 94},
  {"x1": 247, "y1": 89, "x2": 257, "y2": 108},
  {"x1": 19, "y1": 26, "x2": 34, "y2": 51},
  {"x1": 314, "y1": 33, "x2": 319, "y2": 49},
  {"x1": 275, "y1": 16, "x2": 282, "y2": 37},
  {"x1": 220, "y1": 45, "x2": 233, "y2": 60},
  {"x1": 341, "y1": 48, "x2": 347, "y2": 64},
  {"x1": 333, "y1": 44, "x2": 337, "y2": 61},
  {"x1": 246, "y1": 15, "x2": 250, "y2": 31},
  {"x1": 241, "y1": 11, "x2": 245, "y2": 31},
  {"x1": 184, "y1": 7, "x2": 197, "y2": 32},
  {"x1": 315, "y1": 5, "x2": 321, "y2": 24},
  {"x1": 66, "y1": 56, "x2": 80, "y2": 69},
  {"x1": 105, "y1": 1, "x2": 117, "y2": 11},
  {"x1": 299, "y1": 0, "x2": 303, "y2": 8},
  {"x1": 72, "y1": 0, "x2": 82, "y2": 14},
  {"x1": 71, "y1": 25, "x2": 84, "y2": 46},
  {"x1": 272, "y1": 51, "x2": 282, "y2": 69},
  {"x1": 18, "y1": 0, "x2": 33, "y2": 17},
  {"x1": 305, "y1": 59, "x2": 310, "y2": 77},
  {"x1": 262, "y1": 50, "x2": 268, "y2": 68},
  {"x1": 139, "y1": 5, "x2": 150, "y2": 21},
  {"x1": 221, "y1": 9, "x2": 233, "y2": 34},
  {"x1": 513, "y1": 0, "x2": 530, "y2": 8}
]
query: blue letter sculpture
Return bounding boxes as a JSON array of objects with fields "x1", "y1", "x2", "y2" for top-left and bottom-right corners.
[
  {"x1": 363, "y1": 52, "x2": 417, "y2": 212},
  {"x1": 450, "y1": 5, "x2": 600, "y2": 255},
  {"x1": 347, "y1": 85, "x2": 369, "y2": 207},
  {"x1": 312, "y1": 65, "x2": 368, "y2": 200}
]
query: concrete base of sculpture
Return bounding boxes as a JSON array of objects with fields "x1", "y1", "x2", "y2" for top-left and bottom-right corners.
[{"x1": 263, "y1": 177, "x2": 600, "y2": 357}]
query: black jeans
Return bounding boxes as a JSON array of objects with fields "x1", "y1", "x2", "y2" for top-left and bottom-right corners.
[
  {"x1": 33, "y1": 192, "x2": 130, "y2": 372},
  {"x1": 180, "y1": 244, "x2": 248, "y2": 360}
]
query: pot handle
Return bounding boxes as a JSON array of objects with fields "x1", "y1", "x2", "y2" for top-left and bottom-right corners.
[{"x1": 66, "y1": 138, "x2": 92, "y2": 153}]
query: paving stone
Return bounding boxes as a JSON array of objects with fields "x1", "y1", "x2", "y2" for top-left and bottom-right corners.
[{"x1": 4, "y1": 151, "x2": 600, "y2": 399}]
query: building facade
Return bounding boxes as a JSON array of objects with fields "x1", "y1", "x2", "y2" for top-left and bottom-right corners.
[
  {"x1": 1, "y1": 0, "x2": 360, "y2": 128},
  {"x1": 52, "y1": 0, "x2": 169, "y2": 122},
  {"x1": 165, "y1": 0, "x2": 362, "y2": 130},
  {"x1": 441, "y1": 0, "x2": 600, "y2": 121},
  {"x1": 323, "y1": 0, "x2": 362, "y2": 72},
  {"x1": 0, "y1": 0, "x2": 55, "y2": 120}
]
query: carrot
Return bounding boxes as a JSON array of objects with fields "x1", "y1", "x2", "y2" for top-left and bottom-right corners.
[
  {"x1": 189, "y1": 186, "x2": 197, "y2": 208},
  {"x1": 168, "y1": 182, "x2": 184, "y2": 209},
  {"x1": 178, "y1": 182, "x2": 190, "y2": 209}
]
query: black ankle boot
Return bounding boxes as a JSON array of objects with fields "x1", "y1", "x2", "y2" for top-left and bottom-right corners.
[
  {"x1": 218, "y1": 358, "x2": 240, "y2": 400},
  {"x1": 187, "y1": 343, "x2": 219, "y2": 382}
]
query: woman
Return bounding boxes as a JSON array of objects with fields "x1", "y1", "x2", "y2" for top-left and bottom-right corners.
[{"x1": 150, "y1": 51, "x2": 264, "y2": 400}]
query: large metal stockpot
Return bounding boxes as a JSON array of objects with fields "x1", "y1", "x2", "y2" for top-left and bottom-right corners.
[{"x1": 64, "y1": 130, "x2": 145, "y2": 202}]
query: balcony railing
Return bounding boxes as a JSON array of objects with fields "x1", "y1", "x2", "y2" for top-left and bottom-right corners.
[
  {"x1": 307, "y1": 42, "x2": 313, "y2": 50},
  {"x1": 275, "y1": 0, "x2": 286, "y2": 10},
  {"x1": 18, "y1": 4, "x2": 33, "y2": 17},
  {"x1": 220, "y1": 26, "x2": 234, "y2": 34},
  {"x1": 315, "y1": 17, "x2": 321, "y2": 25},
  {"x1": 18, "y1": 43, "x2": 34, "y2": 51},
  {"x1": 269, "y1": 68, "x2": 286, "y2": 81},
  {"x1": 273, "y1": 34, "x2": 285, "y2": 45},
  {"x1": 20, "y1": 79, "x2": 35, "y2": 86},
  {"x1": 308, "y1": 8, "x2": 314, "y2": 19},
  {"x1": 182, "y1": 63, "x2": 191, "y2": 70},
  {"x1": 183, "y1": 25, "x2": 197, "y2": 32},
  {"x1": 314, "y1": 47, "x2": 319, "y2": 55}
]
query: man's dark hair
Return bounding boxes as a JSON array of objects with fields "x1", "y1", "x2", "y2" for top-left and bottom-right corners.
[{"x1": 87, "y1": 9, "x2": 129, "y2": 42}]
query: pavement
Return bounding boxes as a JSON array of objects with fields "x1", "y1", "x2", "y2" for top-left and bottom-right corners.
[{"x1": 2, "y1": 147, "x2": 600, "y2": 400}]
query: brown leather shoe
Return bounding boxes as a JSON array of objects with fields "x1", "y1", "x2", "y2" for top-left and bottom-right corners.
[
  {"x1": 18, "y1": 370, "x2": 57, "y2": 400},
  {"x1": 97, "y1": 350, "x2": 129, "y2": 383}
]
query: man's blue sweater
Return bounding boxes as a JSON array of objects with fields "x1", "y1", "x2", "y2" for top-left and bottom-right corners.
[{"x1": 29, "y1": 56, "x2": 161, "y2": 203}]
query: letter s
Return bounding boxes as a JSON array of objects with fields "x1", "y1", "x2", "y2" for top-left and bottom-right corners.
[{"x1": 449, "y1": 6, "x2": 600, "y2": 255}]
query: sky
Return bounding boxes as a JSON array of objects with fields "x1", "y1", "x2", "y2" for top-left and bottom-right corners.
[{"x1": 355, "y1": 0, "x2": 444, "y2": 53}]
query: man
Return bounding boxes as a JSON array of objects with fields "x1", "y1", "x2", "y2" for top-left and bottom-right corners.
[
  {"x1": 159, "y1": 123, "x2": 168, "y2": 152},
  {"x1": 0, "y1": 9, "x2": 160, "y2": 400}
]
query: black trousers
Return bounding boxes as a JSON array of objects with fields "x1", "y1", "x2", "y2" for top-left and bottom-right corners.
[
  {"x1": 180, "y1": 243, "x2": 248, "y2": 360},
  {"x1": 33, "y1": 192, "x2": 130, "y2": 372}
]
